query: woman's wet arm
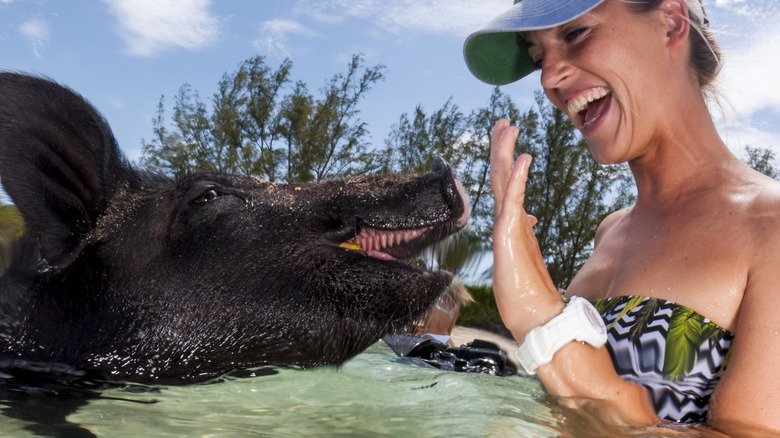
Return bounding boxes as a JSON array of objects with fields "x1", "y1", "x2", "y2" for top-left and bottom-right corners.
[{"x1": 490, "y1": 126, "x2": 657, "y2": 425}]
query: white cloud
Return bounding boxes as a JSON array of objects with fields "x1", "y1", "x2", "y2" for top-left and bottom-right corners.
[
  {"x1": 709, "y1": 0, "x2": 780, "y2": 154},
  {"x1": 716, "y1": 0, "x2": 780, "y2": 114},
  {"x1": 714, "y1": 0, "x2": 746, "y2": 6},
  {"x1": 295, "y1": 0, "x2": 507, "y2": 37},
  {"x1": 19, "y1": 17, "x2": 49, "y2": 59},
  {"x1": 718, "y1": 29, "x2": 780, "y2": 118},
  {"x1": 102, "y1": 0, "x2": 220, "y2": 57},
  {"x1": 717, "y1": 113, "x2": 780, "y2": 160},
  {"x1": 254, "y1": 19, "x2": 318, "y2": 58}
]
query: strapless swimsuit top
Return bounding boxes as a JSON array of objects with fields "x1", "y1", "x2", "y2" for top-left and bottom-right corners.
[{"x1": 593, "y1": 295, "x2": 734, "y2": 423}]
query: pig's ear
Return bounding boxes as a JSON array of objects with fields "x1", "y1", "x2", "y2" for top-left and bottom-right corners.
[{"x1": 0, "y1": 73, "x2": 130, "y2": 266}]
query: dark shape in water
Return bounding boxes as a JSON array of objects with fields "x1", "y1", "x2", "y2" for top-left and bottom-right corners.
[{"x1": 384, "y1": 335, "x2": 517, "y2": 376}]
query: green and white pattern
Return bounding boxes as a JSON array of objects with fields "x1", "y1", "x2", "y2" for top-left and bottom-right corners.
[{"x1": 594, "y1": 295, "x2": 734, "y2": 423}]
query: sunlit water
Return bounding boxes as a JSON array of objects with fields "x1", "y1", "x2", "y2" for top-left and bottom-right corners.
[{"x1": 0, "y1": 341, "x2": 719, "y2": 437}]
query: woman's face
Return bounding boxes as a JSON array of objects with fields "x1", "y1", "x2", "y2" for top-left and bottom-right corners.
[{"x1": 524, "y1": 0, "x2": 674, "y2": 164}]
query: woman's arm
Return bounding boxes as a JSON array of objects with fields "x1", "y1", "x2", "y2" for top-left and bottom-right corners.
[
  {"x1": 490, "y1": 119, "x2": 658, "y2": 425},
  {"x1": 706, "y1": 230, "x2": 780, "y2": 435}
]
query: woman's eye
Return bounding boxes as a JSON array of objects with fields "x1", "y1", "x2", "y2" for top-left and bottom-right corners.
[
  {"x1": 194, "y1": 189, "x2": 220, "y2": 204},
  {"x1": 565, "y1": 26, "x2": 587, "y2": 43}
]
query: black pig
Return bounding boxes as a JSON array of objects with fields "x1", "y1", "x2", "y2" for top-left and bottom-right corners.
[{"x1": 0, "y1": 73, "x2": 468, "y2": 384}]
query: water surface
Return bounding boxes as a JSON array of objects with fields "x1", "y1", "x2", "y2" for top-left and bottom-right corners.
[{"x1": 0, "y1": 341, "x2": 719, "y2": 437}]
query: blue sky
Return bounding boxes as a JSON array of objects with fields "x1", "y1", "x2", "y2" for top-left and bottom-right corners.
[{"x1": 2, "y1": 0, "x2": 778, "y2": 170}]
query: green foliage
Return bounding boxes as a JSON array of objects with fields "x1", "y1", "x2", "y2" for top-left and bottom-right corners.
[
  {"x1": 457, "y1": 284, "x2": 511, "y2": 337},
  {"x1": 0, "y1": 203, "x2": 24, "y2": 270},
  {"x1": 141, "y1": 54, "x2": 386, "y2": 182},
  {"x1": 380, "y1": 97, "x2": 465, "y2": 175},
  {"x1": 0, "y1": 203, "x2": 23, "y2": 244},
  {"x1": 743, "y1": 145, "x2": 779, "y2": 179}
]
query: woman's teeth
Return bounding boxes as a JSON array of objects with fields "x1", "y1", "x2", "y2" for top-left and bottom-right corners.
[{"x1": 567, "y1": 87, "x2": 611, "y2": 115}]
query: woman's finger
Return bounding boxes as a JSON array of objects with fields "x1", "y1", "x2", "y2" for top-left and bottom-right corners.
[
  {"x1": 490, "y1": 119, "x2": 519, "y2": 218},
  {"x1": 502, "y1": 154, "x2": 532, "y2": 218}
]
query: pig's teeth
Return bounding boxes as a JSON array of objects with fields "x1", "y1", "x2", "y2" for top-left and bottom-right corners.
[
  {"x1": 343, "y1": 227, "x2": 428, "y2": 255},
  {"x1": 339, "y1": 240, "x2": 362, "y2": 251}
]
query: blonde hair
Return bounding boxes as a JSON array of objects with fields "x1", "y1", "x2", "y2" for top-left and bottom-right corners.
[
  {"x1": 623, "y1": 0, "x2": 721, "y2": 94},
  {"x1": 412, "y1": 278, "x2": 473, "y2": 331}
]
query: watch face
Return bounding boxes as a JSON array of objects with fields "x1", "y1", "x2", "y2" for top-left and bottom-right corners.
[{"x1": 580, "y1": 298, "x2": 605, "y2": 328}]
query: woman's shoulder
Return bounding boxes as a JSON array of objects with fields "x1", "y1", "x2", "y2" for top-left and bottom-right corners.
[
  {"x1": 732, "y1": 169, "x2": 780, "y2": 272},
  {"x1": 594, "y1": 206, "x2": 632, "y2": 247},
  {"x1": 740, "y1": 169, "x2": 780, "y2": 226}
]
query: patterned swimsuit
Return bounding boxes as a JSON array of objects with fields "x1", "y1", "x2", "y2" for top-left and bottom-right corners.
[{"x1": 593, "y1": 296, "x2": 734, "y2": 423}]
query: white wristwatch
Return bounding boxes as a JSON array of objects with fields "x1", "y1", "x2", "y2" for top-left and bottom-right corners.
[{"x1": 514, "y1": 296, "x2": 607, "y2": 375}]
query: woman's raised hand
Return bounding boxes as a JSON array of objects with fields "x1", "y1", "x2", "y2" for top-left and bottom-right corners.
[{"x1": 490, "y1": 119, "x2": 565, "y2": 342}]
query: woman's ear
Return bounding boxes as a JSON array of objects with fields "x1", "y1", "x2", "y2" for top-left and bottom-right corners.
[{"x1": 659, "y1": 0, "x2": 691, "y2": 50}]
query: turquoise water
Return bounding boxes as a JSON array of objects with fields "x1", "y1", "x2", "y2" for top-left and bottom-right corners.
[{"x1": 0, "y1": 341, "x2": 718, "y2": 437}]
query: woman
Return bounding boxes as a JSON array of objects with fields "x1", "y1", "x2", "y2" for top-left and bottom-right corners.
[{"x1": 464, "y1": 0, "x2": 780, "y2": 434}]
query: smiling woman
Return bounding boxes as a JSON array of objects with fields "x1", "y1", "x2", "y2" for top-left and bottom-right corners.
[{"x1": 464, "y1": 0, "x2": 780, "y2": 435}]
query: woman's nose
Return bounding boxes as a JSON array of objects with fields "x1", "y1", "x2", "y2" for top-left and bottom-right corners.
[{"x1": 539, "y1": 46, "x2": 574, "y2": 90}]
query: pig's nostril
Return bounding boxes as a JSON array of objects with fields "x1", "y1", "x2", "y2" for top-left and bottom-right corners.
[{"x1": 432, "y1": 156, "x2": 451, "y2": 175}]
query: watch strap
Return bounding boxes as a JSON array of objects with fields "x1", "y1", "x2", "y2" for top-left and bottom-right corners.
[{"x1": 514, "y1": 296, "x2": 607, "y2": 375}]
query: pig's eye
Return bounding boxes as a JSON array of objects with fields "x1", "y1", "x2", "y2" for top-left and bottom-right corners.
[{"x1": 194, "y1": 189, "x2": 220, "y2": 204}]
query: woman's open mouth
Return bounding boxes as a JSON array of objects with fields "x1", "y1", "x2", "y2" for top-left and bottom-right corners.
[{"x1": 567, "y1": 87, "x2": 612, "y2": 132}]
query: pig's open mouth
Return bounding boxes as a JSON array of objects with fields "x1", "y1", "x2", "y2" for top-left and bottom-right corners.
[
  {"x1": 330, "y1": 162, "x2": 470, "y2": 272},
  {"x1": 334, "y1": 222, "x2": 457, "y2": 266}
]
